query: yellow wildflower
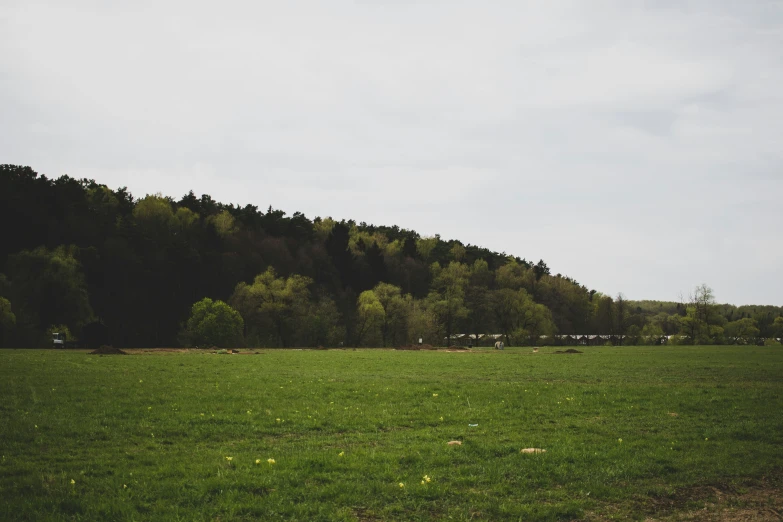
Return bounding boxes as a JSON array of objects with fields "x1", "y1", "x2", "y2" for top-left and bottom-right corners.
[
  {"x1": 225, "y1": 456, "x2": 233, "y2": 461},
  {"x1": 618, "y1": 438, "x2": 623, "y2": 443},
  {"x1": 70, "y1": 479, "x2": 75, "y2": 485},
  {"x1": 255, "y1": 459, "x2": 261, "y2": 464},
  {"x1": 267, "y1": 458, "x2": 276, "y2": 465},
  {"x1": 423, "y1": 475, "x2": 431, "y2": 483},
  {"x1": 338, "y1": 451, "x2": 345, "y2": 457},
  {"x1": 398, "y1": 482, "x2": 405, "y2": 488},
  {"x1": 432, "y1": 393, "x2": 438, "y2": 397}
]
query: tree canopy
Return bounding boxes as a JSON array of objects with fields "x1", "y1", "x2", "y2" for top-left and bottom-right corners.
[{"x1": 1, "y1": 164, "x2": 780, "y2": 348}]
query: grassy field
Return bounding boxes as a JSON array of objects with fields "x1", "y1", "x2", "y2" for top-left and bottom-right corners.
[{"x1": 1, "y1": 346, "x2": 781, "y2": 521}]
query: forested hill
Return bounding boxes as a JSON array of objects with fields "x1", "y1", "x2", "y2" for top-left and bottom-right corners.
[{"x1": 1, "y1": 164, "x2": 781, "y2": 348}]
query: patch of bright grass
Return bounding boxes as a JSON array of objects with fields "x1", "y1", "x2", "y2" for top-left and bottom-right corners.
[{"x1": 0, "y1": 346, "x2": 781, "y2": 520}]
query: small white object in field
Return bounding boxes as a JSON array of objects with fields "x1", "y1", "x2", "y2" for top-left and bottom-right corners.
[
  {"x1": 447, "y1": 440, "x2": 462, "y2": 446},
  {"x1": 520, "y1": 448, "x2": 546, "y2": 454},
  {"x1": 468, "y1": 424, "x2": 478, "y2": 427}
]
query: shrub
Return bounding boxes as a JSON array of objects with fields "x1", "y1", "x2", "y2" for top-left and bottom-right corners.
[{"x1": 180, "y1": 298, "x2": 244, "y2": 348}]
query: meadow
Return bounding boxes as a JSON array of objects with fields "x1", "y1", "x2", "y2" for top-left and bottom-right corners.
[{"x1": 1, "y1": 346, "x2": 781, "y2": 521}]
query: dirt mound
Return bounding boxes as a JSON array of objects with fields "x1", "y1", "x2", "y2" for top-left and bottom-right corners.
[
  {"x1": 447, "y1": 346, "x2": 469, "y2": 350},
  {"x1": 554, "y1": 348, "x2": 583, "y2": 354},
  {"x1": 89, "y1": 345, "x2": 128, "y2": 355},
  {"x1": 395, "y1": 344, "x2": 436, "y2": 350}
]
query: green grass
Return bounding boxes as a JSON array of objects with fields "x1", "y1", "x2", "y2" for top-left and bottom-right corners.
[{"x1": 1, "y1": 346, "x2": 781, "y2": 521}]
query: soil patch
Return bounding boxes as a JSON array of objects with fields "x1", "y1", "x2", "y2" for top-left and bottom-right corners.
[
  {"x1": 554, "y1": 349, "x2": 583, "y2": 354},
  {"x1": 395, "y1": 344, "x2": 436, "y2": 350},
  {"x1": 89, "y1": 345, "x2": 128, "y2": 355},
  {"x1": 641, "y1": 481, "x2": 783, "y2": 521}
]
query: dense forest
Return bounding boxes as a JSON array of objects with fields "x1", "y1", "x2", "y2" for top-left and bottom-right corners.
[{"x1": 1, "y1": 164, "x2": 781, "y2": 348}]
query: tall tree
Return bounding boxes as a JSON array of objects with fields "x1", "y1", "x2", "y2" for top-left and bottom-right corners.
[
  {"x1": 492, "y1": 288, "x2": 555, "y2": 345},
  {"x1": 465, "y1": 259, "x2": 493, "y2": 346},
  {"x1": 354, "y1": 289, "x2": 385, "y2": 347},
  {"x1": 229, "y1": 267, "x2": 312, "y2": 347},
  {"x1": 615, "y1": 292, "x2": 627, "y2": 343},
  {"x1": 724, "y1": 318, "x2": 760, "y2": 343},
  {"x1": 427, "y1": 262, "x2": 469, "y2": 345},
  {"x1": 0, "y1": 296, "x2": 16, "y2": 347},
  {"x1": 372, "y1": 282, "x2": 409, "y2": 347},
  {"x1": 592, "y1": 294, "x2": 615, "y2": 335},
  {"x1": 6, "y1": 245, "x2": 94, "y2": 345},
  {"x1": 325, "y1": 222, "x2": 356, "y2": 290}
]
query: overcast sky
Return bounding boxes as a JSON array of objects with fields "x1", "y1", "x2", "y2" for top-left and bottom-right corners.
[{"x1": 2, "y1": 0, "x2": 781, "y2": 305}]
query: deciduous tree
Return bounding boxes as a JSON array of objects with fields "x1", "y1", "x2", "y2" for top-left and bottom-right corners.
[
  {"x1": 230, "y1": 267, "x2": 312, "y2": 347},
  {"x1": 428, "y1": 262, "x2": 469, "y2": 345},
  {"x1": 180, "y1": 298, "x2": 244, "y2": 348}
]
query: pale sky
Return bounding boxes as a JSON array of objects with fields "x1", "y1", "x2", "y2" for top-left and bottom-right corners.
[{"x1": 2, "y1": 0, "x2": 781, "y2": 306}]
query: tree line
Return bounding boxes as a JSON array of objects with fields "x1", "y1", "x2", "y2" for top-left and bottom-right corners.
[{"x1": 1, "y1": 165, "x2": 781, "y2": 348}]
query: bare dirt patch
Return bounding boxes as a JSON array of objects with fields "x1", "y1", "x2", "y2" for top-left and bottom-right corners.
[
  {"x1": 643, "y1": 483, "x2": 783, "y2": 521},
  {"x1": 580, "y1": 476, "x2": 783, "y2": 522},
  {"x1": 395, "y1": 344, "x2": 437, "y2": 350},
  {"x1": 89, "y1": 345, "x2": 128, "y2": 355}
]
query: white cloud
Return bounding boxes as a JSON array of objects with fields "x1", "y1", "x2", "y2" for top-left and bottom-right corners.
[{"x1": 1, "y1": 0, "x2": 782, "y2": 305}]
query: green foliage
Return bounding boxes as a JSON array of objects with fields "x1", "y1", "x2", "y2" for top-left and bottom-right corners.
[
  {"x1": 312, "y1": 216, "x2": 335, "y2": 242},
  {"x1": 180, "y1": 298, "x2": 244, "y2": 348},
  {"x1": 415, "y1": 236, "x2": 439, "y2": 261},
  {"x1": 45, "y1": 324, "x2": 74, "y2": 343},
  {"x1": 207, "y1": 210, "x2": 237, "y2": 238},
  {"x1": 772, "y1": 316, "x2": 783, "y2": 339},
  {"x1": 495, "y1": 258, "x2": 532, "y2": 291},
  {"x1": 0, "y1": 297, "x2": 15, "y2": 330},
  {"x1": 0, "y1": 296, "x2": 16, "y2": 347},
  {"x1": 230, "y1": 268, "x2": 312, "y2": 348},
  {"x1": 640, "y1": 323, "x2": 664, "y2": 345},
  {"x1": 354, "y1": 289, "x2": 385, "y2": 346},
  {"x1": 428, "y1": 262, "x2": 469, "y2": 344},
  {"x1": 724, "y1": 318, "x2": 760, "y2": 343},
  {"x1": 132, "y1": 194, "x2": 177, "y2": 231},
  {"x1": 174, "y1": 206, "x2": 199, "y2": 230},
  {"x1": 493, "y1": 288, "x2": 555, "y2": 345},
  {"x1": 371, "y1": 283, "x2": 409, "y2": 347},
  {"x1": 3, "y1": 165, "x2": 781, "y2": 349},
  {"x1": 449, "y1": 242, "x2": 466, "y2": 261},
  {"x1": 5, "y1": 245, "x2": 94, "y2": 344},
  {"x1": 301, "y1": 295, "x2": 344, "y2": 347}
]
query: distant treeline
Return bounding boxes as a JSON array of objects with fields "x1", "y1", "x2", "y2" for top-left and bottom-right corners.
[{"x1": 0, "y1": 164, "x2": 781, "y2": 348}]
